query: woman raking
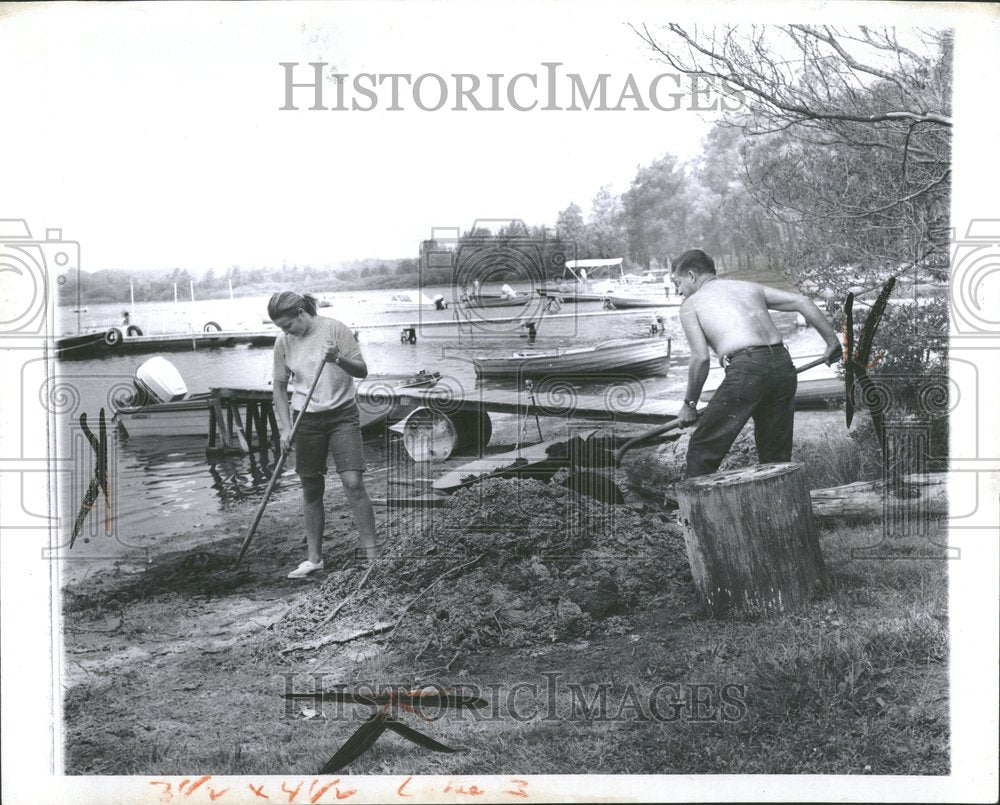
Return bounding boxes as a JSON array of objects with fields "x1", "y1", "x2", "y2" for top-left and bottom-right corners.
[{"x1": 269, "y1": 291, "x2": 379, "y2": 578}]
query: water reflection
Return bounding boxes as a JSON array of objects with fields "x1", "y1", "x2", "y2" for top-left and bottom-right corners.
[{"x1": 206, "y1": 449, "x2": 295, "y2": 506}]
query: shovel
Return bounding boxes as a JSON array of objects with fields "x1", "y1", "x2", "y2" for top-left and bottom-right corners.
[
  {"x1": 564, "y1": 355, "x2": 830, "y2": 505},
  {"x1": 232, "y1": 357, "x2": 328, "y2": 569}
]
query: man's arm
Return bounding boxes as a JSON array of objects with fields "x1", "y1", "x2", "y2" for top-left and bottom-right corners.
[
  {"x1": 762, "y1": 286, "x2": 843, "y2": 364},
  {"x1": 677, "y1": 303, "x2": 711, "y2": 425}
]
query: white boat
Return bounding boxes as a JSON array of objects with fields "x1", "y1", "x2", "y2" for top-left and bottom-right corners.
[
  {"x1": 115, "y1": 393, "x2": 217, "y2": 437},
  {"x1": 114, "y1": 358, "x2": 441, "y2": 438},
  {"x1": 538, "y1": 258, "x2": 674, "y2": 304},
  {"x1": 384, "y1": 291, "x2": 448, "y2": 312}
]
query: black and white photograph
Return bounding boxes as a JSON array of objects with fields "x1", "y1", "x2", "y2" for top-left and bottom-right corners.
[{"x1": 0, "y1": 1, "x2": 997, "y2": 803}]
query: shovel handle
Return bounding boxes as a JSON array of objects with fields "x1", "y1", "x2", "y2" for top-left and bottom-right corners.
[
  {"x1": 610, "y1": 353, "x2": 832, "y2": 465},
  {"x1": 794, "y1": 355, "x2": 830, "y2": 373},
  {"x1": 612, "y1": 417, "x2": 687, "y2": 464}
]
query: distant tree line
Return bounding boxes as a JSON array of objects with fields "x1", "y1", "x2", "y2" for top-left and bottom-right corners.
[{"x1": 57, "y1": 258, "x2": 423, "y2": 305}]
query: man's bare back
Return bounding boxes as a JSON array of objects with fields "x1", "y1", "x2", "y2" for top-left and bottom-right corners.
[
  {"x1": 670, "y1": 249, "x2": 841, "y2": 430},
  {"x1": 681, "y1": 279, "x2": 783, "y2": 360}
]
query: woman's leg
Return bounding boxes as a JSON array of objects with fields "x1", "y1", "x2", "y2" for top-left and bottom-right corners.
[
  {"x1": 338, "y1": 470, "x2": 378, "y2": 560},
  {"x1": 301, "y1": 473, "x2": 326, "y2": 564}
]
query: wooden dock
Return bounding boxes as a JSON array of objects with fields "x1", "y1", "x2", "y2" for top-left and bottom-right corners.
[
  {"x1": 205, "y1": 374, "x2": 441, "y2": 455},
  {"x1": 57, "y1": 329, "x2": 277, "y2": 360},
  {"x1": 363, "y1": 374, "x2": 843, "y2": 426},
  {"x1": 59, "y1": 307, "x2": 661, "y2": 360},
  {"x1": 201, "y1": 350, "x2": 843, "y2": 455}
]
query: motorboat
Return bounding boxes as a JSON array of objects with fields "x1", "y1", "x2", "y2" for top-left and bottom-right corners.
[
  {"x1": 114, "y1": 357, "x2": 441, "y2": 438},
  {"x1": 538, "y1": 258, "x2": 672, "y2": 305},
  {"x1": 384, "y1": 291, "x2": 448, "y2": 311}
]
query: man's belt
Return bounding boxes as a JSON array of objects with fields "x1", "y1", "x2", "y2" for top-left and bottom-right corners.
[{"x1": 723, "y1": 343, "x2": 786, "y2": 365}]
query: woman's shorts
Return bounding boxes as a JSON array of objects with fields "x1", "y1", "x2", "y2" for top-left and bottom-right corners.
[{"x1": 293, "y1": 401, "x2": 366, "y2": 476}]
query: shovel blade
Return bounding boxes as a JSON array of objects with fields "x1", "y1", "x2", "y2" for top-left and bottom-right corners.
[
  {"x1": 562, "y1": 470, "x2": 625, "y2": 505},
  {"x1": 566, "y1": 433, "x2": 618, "y2": 471}
]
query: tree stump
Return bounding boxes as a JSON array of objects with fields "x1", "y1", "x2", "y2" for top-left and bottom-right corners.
[{"x1": 675, "y1": 462, "x2": 827, "y2": 619}]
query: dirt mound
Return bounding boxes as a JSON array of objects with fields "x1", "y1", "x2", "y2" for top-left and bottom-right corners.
[{"x1": 268, "y1": 477, "x2": 693, "y2": 659}]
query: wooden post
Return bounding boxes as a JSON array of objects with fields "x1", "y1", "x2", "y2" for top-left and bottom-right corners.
[
  {"x1": 244, "y1": 402, "x2": 257, "y2": 450},
  {"x1": 230, "y1": 404, "x2": 250, "y2": 453},
  {"x1": 211, "y1": 399, "x2": 234, "y2": 452},
  {"x1": 675, "y1": 462, "x2": 827, "y2": 620}
]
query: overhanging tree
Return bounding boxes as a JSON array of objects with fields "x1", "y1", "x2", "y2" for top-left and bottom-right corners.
[{"x1": 633, "y1": 24, "x2": 952, "y2": 291}]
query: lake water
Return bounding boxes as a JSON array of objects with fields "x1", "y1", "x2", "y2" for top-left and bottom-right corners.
[{"x1": 50, "y1": 284, "x2": 829, "y2": 575}]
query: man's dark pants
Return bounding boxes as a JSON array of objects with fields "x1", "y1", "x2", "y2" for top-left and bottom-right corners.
[{"x1": 686, "y1": 345, "x2": 798, "y2": 478}]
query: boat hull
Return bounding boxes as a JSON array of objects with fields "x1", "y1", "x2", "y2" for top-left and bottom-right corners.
[
  {"x1": 473, "y1": 338, "x2": 672, "y2": 379},
  {"x1": 114, "y1": 395, "x2": 215, "y2": 437},
  {"x1": 461, "y1": 297, "x2": 532, "y2": 309},
  {"x1": 537, "y1": 290, "x2": 607, "y2": 304},
  {"x1": 604, "y1": 294, "x2": 681, "y2": 309},
  {"x1": 114, "y1": 372, "x2": 441, "y2": 438}
]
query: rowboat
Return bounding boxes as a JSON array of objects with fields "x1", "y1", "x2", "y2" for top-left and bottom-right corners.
[
  {"x1": 472, "y1": 336, "x2": 671, "y2": 379},
  {"x1": 115, "y1": 369, "x2": 442, "y2": 438}
]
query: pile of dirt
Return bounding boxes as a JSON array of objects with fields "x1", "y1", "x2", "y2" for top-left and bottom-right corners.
[{"x1": 266, "y1": 476, "x2": 694, "y2": 659}]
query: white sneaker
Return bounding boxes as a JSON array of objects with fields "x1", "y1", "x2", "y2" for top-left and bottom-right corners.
[{"x1": 287, "y1": 560, "x2": 324, "y2": 579}]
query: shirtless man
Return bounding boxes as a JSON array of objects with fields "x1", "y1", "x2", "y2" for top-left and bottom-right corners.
[{"x1": 671, "y1": 249, "x2": 842, "y2": 477}]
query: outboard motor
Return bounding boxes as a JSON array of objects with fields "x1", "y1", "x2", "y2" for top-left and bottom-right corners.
[{"x1": 132, "y1": 356, "x2": 188, "y2": 406}]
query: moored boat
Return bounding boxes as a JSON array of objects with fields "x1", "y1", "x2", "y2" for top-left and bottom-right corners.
[
  {"x1": 114, "y1": 359, "x2": 442, "y2": 438},
  {"x1": 460, "y1": 292, "x2": 533, "y2": 309},
  {"x1": 472, "y1": 336, "x2": 671, "y2": 379},
  {"x1": 540, "y1": 258, "x2": 674, "y2": 305},
  {"x1": 604, "y1": 293, "x2": 681, "y2": 309},
  {"x1": 384, "y1": 291, "x2": 448, "y2": 312}
]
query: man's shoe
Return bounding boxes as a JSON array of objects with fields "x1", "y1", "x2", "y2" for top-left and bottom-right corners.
[{"x1": 287, "y1": 559, "x2": 324, "y2": 579}]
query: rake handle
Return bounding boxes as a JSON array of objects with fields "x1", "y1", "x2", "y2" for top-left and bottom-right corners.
[{"x1": 232, "y1": 357, "x2": 328, "y2": 569}]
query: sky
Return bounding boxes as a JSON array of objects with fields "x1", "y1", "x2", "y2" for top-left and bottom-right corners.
[{"x1": 1, "y1": 2, "x2": 732, "y2": 273}]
